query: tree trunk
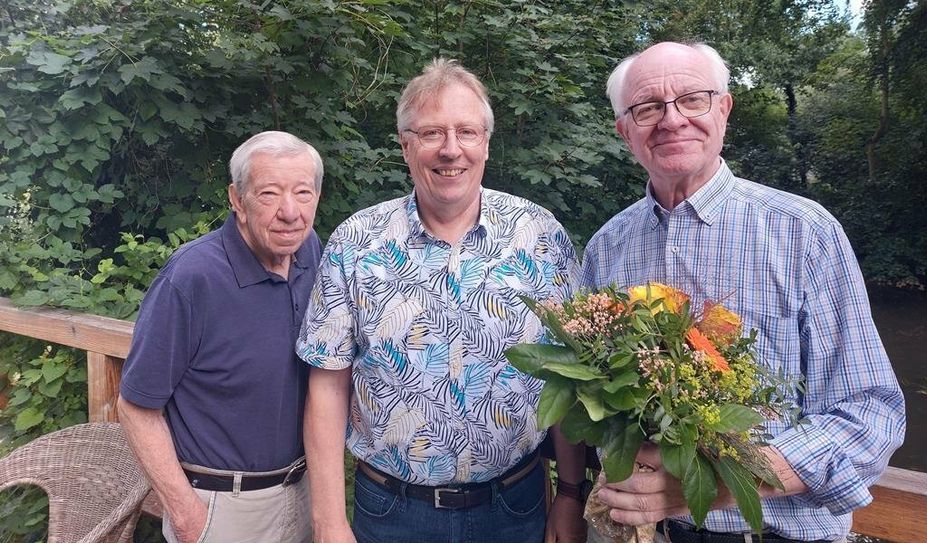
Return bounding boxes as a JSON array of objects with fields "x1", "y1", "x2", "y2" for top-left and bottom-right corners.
[{"x1": 866, "y1": 12, "x2": 892, "y2": 183}]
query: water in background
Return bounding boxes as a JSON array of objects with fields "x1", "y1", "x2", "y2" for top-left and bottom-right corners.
[{"x1": 868, "y1": 285, "x2": 927, "y2": 472}]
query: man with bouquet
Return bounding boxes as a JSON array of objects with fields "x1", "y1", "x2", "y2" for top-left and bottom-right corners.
[
  {"x1": 297, "y1": 58, "x2": 588, "y2": 543},
  {"x1": 581, "y1": 42, "x2": 906, "y2": 542}
]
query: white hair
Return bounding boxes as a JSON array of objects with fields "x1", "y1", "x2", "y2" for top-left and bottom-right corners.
[
  {"x1": 396, "y1": 58, "x2": 494, "y2": 136},
  {"x1": 605, "y1": 42, "x2": 730, "y2": 118},
  {"x1": 229, "y1": 131, "x2": 324, "y2": 193}
]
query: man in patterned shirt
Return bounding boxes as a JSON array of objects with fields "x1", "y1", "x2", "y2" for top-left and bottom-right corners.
[
  {"x1": 297, "y1": 59, "x2": 589, "y2": 543},
  {"x1": 583, "y1": 42, "x2": 905, "y2": 543}
]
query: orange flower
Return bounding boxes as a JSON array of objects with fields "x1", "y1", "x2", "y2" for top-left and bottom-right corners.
[
  {"x1": 628, "y1": 283, "x2": 689, "y2": 314},
  {"x1": 697, "y1": 301, "x2": 743, "y2": 346},
  {"x1": 685, "y1": 327, "x2": 731, "y2": 372}
]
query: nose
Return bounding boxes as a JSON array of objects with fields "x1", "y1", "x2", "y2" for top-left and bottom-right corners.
[
  {"x1": 277, "y1": 194, "x2": 300, "y2": 222},
  {"x1": 438, "y1": 129, "x2": 463, "y2": 158},
  {"x1": 658, "y1": 102, "x2": 689, "y2": 130}
]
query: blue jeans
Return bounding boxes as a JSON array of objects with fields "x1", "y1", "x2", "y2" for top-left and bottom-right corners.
[{"x1": 351, "y1": 461, "x2": 547, "y2": 543}]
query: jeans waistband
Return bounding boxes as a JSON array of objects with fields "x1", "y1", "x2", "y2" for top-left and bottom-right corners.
[{"x1": 357, "y1": 450, "x2": 540, "y2": 509}]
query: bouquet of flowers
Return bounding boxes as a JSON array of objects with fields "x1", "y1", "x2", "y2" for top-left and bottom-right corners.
[{"x1": 505, "y1": 283, "x2": 799, "y2": 542}]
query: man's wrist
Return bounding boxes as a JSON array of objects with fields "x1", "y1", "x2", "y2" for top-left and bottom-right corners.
[{"x1": 556, "y1": 478, "x2": 593, "y2": 503}]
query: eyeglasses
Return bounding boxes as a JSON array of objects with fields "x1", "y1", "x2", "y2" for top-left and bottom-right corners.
[
  {"x1": 403, "y1": 125, "x2": 487, "y2": 150},
  {"x1": 625, "y1": 90, "x2": 720, "y2": 127}
]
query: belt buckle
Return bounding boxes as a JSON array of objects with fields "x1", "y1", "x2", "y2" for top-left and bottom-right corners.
[
  {"x1": 281, "y1": 458, "x2": 307, "y2": 487},
  {"x1": 433, "y1": 487, "x2": 463, "y2": 509}
]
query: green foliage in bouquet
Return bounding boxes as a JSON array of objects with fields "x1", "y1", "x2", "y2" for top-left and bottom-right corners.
[{"x1": 505, "y1": 283, "x2": 800, "y2": 531}]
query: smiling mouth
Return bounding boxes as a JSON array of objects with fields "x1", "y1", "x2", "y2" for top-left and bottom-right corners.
[
  {"x1": 434, "y1": 168, "x2": 466, "y2": 176},
  {"x1": 655, "y1": 138, "x2": 697, "y2": 147}
]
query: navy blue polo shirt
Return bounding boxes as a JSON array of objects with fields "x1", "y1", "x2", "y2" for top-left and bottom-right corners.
[{"x1": 120, "y1": 214, "x2": 321, "y2": 471}]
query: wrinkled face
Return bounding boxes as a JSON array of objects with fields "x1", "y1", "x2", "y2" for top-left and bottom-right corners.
[
  {"x1": 616, "y1": 43, "x2": 732, "y2": 187},
  {"x1": 229, "y1": 151, "x2": 319, "y2": 272},
  {"x1": 400, "y1": 83, "x2": 489, "y2": 217}
]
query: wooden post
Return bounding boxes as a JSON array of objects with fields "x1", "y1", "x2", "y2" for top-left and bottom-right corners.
[{"x1": 87, "y1": 352, "x2": 124, "y2": 422}]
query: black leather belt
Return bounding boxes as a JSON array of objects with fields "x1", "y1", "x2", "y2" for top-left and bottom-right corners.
[
  {"x1": 183, "y1": 457, "x2": 306, "y2": 492},
  {"x1": 659, "y1": 519, "x2": 830, "y2": 543},
  {"x1": 357, "y1": 451, "x2": 539, "y2": 510}
]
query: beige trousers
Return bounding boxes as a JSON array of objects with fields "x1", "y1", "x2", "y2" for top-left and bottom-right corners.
[{"x1": 163, "y1": 475, "x2": 312, "y2": 543}]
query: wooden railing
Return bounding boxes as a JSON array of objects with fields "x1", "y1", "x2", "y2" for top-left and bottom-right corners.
[{"x1": 0, "y1": 297, "x2": 924, "y2": 541}]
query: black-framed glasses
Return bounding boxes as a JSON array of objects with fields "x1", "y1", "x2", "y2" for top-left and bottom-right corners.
[
  {"x1": 625, "y1": 90, "x2": 720, "y2": 127},
  {"x1": 403, "y1": 125, "x2": 486, "y2": 150}
]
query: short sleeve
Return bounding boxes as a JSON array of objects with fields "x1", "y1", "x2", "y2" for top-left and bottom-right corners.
[{"x1": 296, "y1": 234, "x2": 358, "y2": 370}]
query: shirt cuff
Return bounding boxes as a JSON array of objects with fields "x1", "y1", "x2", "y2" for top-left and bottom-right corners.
[
  {"x1": 770, "y1": 424, "x2": 873, "y2": 515},
  {"x1": 300, "y1": 353, "x2": 352, "y2": 370}
]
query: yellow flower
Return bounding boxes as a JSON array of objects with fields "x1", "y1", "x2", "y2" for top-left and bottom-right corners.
[
  {"x1": 697, "y1": 301, "x2": 743, "y2": 346},
  {"x1": 627, "y1": 283, "x2": 689, "y2": 314}
]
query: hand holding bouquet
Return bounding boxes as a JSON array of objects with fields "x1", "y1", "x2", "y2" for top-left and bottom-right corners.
[{"x1": 505, "y1": 283, "x2": 799, "y2": 541}]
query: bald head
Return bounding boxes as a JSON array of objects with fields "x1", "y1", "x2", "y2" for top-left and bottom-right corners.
[{"x1": 606, "y1": 42, "x2": 730, "y2": 118}]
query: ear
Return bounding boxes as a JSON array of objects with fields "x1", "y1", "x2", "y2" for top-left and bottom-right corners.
[
  {"x1": 400, "y1": 132, "x2": 412, "y2": 162},
  {"x1": 718, "y1": 93, "x2": 734, "y2": 121},
  {"x1": 228, "y1": 184, "x2": 244, "y2": 215},
  {"x1": 615, "y1": 117, "x2": 632, "y2": 146}
]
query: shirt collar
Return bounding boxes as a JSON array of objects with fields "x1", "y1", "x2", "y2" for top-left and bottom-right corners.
[
  {"x1": 405, "y1": 188, "x2": 488, "y2": 242},
  {"x1": 684, "y1": 159, "x2": 734, "y2": 225},
  {"x1": 221, "y1": 213, "x2": 315, "y2": 287},
  {"x1": 644, "y1": 158, "x2": 734, "y2": 227}
]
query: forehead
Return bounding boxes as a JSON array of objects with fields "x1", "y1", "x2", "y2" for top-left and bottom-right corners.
[
  {"x1": 248, "y1": 152, "x2": 316, "y2": 185},
  {"x1": 410, "y1": 83, "x2": 485, "y2": 126},
  {"x1": 624, "y1": 45, "x2": 716, "y2": 103}
]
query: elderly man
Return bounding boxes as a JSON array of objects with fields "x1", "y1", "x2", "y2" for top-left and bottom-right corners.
[
  {"x1": 297, "y1": 59, "x2": 588, "y2": 543},
  {"x1": 118, "y1": 131, "x2": 323, "y2": 543},
  {"x1": 582, "y1": 42, "x2": 906, "y2": 543}
]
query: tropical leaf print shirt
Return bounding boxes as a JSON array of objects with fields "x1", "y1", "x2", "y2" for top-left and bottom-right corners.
[{"x1": 297, "y1": 188, "x2": 579, "y2": 485}]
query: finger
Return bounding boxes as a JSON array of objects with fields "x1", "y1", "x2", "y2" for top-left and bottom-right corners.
[
  {"x1": 594, "y1": 485, "x2": 683, "y2": 512},
  {"x1": 600, "y1": 468, "x2": 677, "y2": 494}
]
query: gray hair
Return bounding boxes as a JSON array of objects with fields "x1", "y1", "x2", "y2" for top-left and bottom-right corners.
[
  {"x1": 229, "y1": 131, "x2": 324, "y2": 193},
  {"x1": 396, "y1": 58, "x2": 494, "y2": 136},
  {"x1": 606, "y1": 42, "x2": 730, "y2": 118}
]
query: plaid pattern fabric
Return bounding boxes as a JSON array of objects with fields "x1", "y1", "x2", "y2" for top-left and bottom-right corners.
[{"x1": 581, "y1": 161, "x2": 905, "y2": 541}]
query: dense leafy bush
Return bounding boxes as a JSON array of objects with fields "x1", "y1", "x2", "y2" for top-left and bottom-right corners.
[{"x1": 1, "y1": 0, "x2": 923, "y2": 540}]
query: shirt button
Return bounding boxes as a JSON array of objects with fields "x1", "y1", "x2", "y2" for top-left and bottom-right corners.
[{"x1": 671, "y1": 246, "x2": 679, "y2": 253}]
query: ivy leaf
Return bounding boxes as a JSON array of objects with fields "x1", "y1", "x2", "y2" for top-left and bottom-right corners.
[
  {"x1": 48, "y1": 193, "x2": 75, "y2": 213},
  {"x1": 9, "y1": 389, "x2": 32, "y2": 407},
  {"x1": 14, "y1": 407, "x2": 44, "y2": 431},
  {"x1": 504, "y1": 343, "x2": 577, "y2": 378},
  {"x1": 713, "y1": 456, "x2": 763, "y2": 533},
  {"x1": 58, "y1": 87, "x2": 102, "y2": 110},
  {"x1": 38, "y1": 378, "x2": 64, "y2": 398},
  {"x1": 42, "y1": 361, "x2": 70, "y2": 382},
  {"x1": 683, "y1": 453, "x2": 718, "y2": 528},
  {"x1": 17, "y1": 290, "x2": 50, "y2": 306},
  {"x1": 709, "y1": 404, "x2": 764, "y2": 432},
  {"x1": 118, "y1": 56, "x2": 162, "y2": 85},
  {"x1": 537, "y1": 377, "x2": 575, "y2": 429},
  {"x1": 28, "y1": 50, "x2": 72, "y2": 75},
  {"x1": 600, "y1": 416, "x2": 645, "y2": 482}
]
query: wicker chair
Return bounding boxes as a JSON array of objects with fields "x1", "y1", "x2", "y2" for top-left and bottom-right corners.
[{"x1": 0, "y1": 422, "x2": 151, "y2": 543}]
